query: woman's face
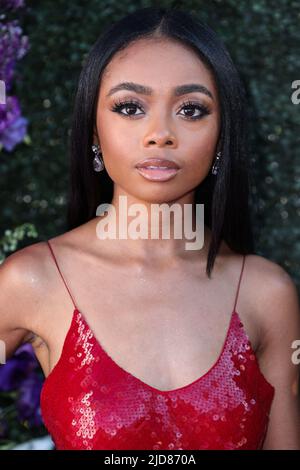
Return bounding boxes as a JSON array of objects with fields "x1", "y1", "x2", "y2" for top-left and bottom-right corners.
[{"x1": 94, "y1": 37, "x2": 221, "y2": 204}]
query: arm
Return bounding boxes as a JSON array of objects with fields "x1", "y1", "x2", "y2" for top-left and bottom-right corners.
[{"x1": 255, "y1": 261, "x2": 300, "y2": 449}]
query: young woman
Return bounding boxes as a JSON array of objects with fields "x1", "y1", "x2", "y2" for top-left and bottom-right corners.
[{"x1": 0, "y1": 7, "x2": 299, "y2": 450}]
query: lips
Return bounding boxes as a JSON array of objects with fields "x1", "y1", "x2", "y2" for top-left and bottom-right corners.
[
  {"x1": 135, "y1": 158, "x2": 180, "y2": 169},
  {"x1": 135, "y1": 158, "x2": 180, "y2": 182}
]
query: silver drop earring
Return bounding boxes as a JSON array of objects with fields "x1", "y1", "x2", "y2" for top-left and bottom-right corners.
[
  {"x1": 211, "y1": 151, "x2": 222, "y2": 175},
  {"x1": 92, "y1": 144, "x2": 105, "y2": 172}
]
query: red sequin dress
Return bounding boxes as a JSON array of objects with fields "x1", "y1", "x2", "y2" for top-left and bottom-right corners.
[{"x1": 40, "y1": 240, "x2": 275, "y2": 450}]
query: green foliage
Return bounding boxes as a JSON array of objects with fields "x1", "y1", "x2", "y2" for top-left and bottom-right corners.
[{"x1": 0, "y1": 223, "x2": 38, "y2": 263}]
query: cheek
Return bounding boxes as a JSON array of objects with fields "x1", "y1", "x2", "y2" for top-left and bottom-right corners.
[
  {"x1": 184, "y1": 123, "x2": 220, "y2": 179},
  {"x1": 96, "y1": 114, "x2": 137, "y2": 173}
]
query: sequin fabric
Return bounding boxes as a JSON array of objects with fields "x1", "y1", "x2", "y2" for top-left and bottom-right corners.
[
  {"x1": 40, "y1": 308, "x2": 275, "y2": 450},
  {"x1": 41, "y1": 242, "x2": 275, "y2": 450}
]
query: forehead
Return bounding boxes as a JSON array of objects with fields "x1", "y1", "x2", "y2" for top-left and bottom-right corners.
[{"x1": 100, "y1": 38, "x2": 217, "y2": 96}]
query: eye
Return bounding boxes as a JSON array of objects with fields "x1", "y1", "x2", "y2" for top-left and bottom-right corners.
[
  {"x1": 110, "y1": 99, "x2": 144, "y2": 117},
  {"x1": 178, "y1": 100, "x2": 211, "y2": 120}
]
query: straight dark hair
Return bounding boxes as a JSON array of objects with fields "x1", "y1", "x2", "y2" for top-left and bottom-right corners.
[{"x1": 67, "y1": 6, "x2": 254, "y2": 277}]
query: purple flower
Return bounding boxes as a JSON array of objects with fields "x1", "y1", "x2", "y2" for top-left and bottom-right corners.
[
  {"x1": 0, "y1": 95, "x2": 21, "y2": 134},
  {"x1": 0, "y1": 95, "x2": 28, "y2": 151},
  {"x1": 0, "y1": 343, "x2": 43, "y2": 429},
  {"x1": 0, "y1": 115, "x2": 28, "y2": 151},
  {"x1": 0, "y1": 0, "x2": 25, "y2": 10},
  {"x1": 17, "y1": 374, "x2": 43, "y2": 427},
  {"x1": 0, "y1": 343, "x2": 37, "y2": 391},
  {"x1": 0, "y1": 20, "x2": 29, "y2": 91}
]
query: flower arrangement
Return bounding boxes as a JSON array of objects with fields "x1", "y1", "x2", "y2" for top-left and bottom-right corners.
[
  {"x1": 0, "y1": 1, "x2": 48, "y2": 448},
  {"x1": 0, "y1": 0, "x2": 30, "y2": 151}
]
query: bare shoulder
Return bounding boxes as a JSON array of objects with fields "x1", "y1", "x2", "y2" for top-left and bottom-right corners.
[
  {"x1": 244, "y1": 253, "x2": 294, "y2": 286},
  {"x1": 0, "y1": 240, "x2": 52, "y2": 297},
  {"x1": 244, "y1": 255, "x2": 300, "y2": 449},
  {"x1": 0, "y1": 240, "x2": 54, "y2": 356},
  {"x1": 243, "y1": 254, "x2": 300, "y2": 341}
]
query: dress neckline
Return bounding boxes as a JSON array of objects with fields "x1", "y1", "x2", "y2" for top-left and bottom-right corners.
[
  {"x1": 79, "y1": 308, "x2": 238, "y2": 394},
  {"x1": 41, "y1": 308, "x2": 254, "y2": 397},
  {"x1": 43, "y1": 241, "x2": 261, "y2": 395}
]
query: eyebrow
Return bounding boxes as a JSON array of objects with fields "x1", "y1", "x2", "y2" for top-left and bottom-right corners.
[{"x1": 106, "y1": 81, "x2": 214, "y2": 100}]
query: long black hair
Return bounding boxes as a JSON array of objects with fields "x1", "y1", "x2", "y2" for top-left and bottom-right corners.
[{"x1": 67, "y1": 6, "x2": 254, "y2": 277}]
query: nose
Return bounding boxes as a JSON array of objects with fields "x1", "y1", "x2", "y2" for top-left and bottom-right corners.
[
  {"x1": 144, "y1": 103, "x2": 178, "y2": 147},
  {"x1": 144, "y1": 131, "x2": 177, "y2": 148},
  {"x1": 144, "y1": 103, "x2": 178, "y2": 148}
]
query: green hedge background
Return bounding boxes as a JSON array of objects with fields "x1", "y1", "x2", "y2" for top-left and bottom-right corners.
[{"x1": 0, "y1": 0, "x2": 299, "y2": 446}]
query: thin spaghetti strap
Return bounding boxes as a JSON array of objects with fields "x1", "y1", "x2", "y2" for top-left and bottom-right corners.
[
  {"x1": 46, "y1": 240, "x2": 77, "y2": 310},
  {"x1": 233, "y1": 255, "x2": 246, "y2": 313}
]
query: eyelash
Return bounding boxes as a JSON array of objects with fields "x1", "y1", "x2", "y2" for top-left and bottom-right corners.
[{"x1": 110, "y1": 99, "x2": 210, "y2": 121}]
